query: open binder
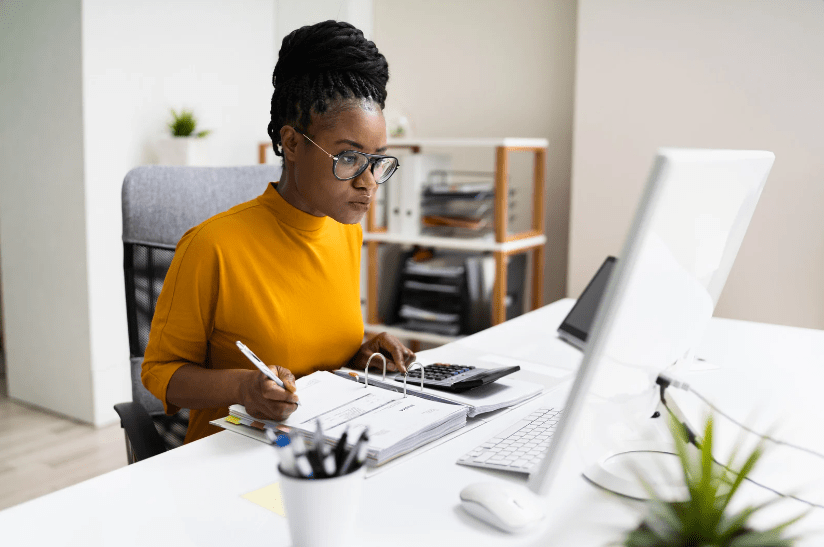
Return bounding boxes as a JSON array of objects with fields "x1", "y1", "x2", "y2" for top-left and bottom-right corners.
[
  {"x1": 334, "y1": 367, "x2": 543, "y2": 417},
  {"x1": 214, "y1": 371, "x2": 468, "y2": 467}
]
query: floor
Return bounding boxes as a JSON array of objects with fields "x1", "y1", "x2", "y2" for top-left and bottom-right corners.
[{"x1": 0, "y1": 374, "x2": 128, "y2": 512}]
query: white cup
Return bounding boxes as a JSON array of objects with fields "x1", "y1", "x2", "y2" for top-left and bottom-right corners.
[{"x1": 278, "y1": 464, "x2": 366, "y2": 547}]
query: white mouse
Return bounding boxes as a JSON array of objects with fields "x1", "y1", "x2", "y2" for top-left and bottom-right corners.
[{"x1": 459, "y1": 481, "x2": 545, "y2": 533}]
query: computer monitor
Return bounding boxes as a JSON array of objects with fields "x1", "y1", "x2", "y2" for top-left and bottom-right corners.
[{"x1": 529, "y1": 148, "x2": 775, "y2": 496}]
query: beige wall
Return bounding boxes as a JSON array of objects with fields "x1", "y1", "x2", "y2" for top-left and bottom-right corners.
[
  {"x1": 571, "y1": 0, "x2": 824, "y2": 329},
  {"x1": 374, "y1": 0, "x2": 578, "y2": 305}
]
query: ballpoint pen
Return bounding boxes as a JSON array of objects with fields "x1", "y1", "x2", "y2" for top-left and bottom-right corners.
[
  {"x1": 266, "y1": 429, "x2": 298, "y2": 476},
  {"x1": 352, "y1": 437, "x2": 369, "y2": 469},
  {"x1": 313, "y1": 419, "x2": 326, "y2": 458},
  {"x1": 289, "y1": 435, "x2": 315, "y2": 478},
  {"x1": 338, "y1": 429, "x2": 369, "y2": 476},
  {"x1": 321, "y1": 453, "x2": 337, "y2": 477},
  {"x1": 236, "y1": 341, "x2": 301, "y2": 406},
  {"x1": 292, "y1": 452, "x2": 314, "y2": 478},
  {"x1": 334, "y1": 426, "x2": 350, "y2": 467}
]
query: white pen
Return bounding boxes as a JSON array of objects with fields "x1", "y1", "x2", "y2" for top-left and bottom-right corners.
[
  {"x1": 236, "y1": 341, "x2": 300, "y2": 405},
  {"x1": 265, "y1": 429, "x2": 298, "y2": 476},
  {"x1": 322, "y1": 453, "x2": 337, "y2": 476},
  {"x1": 289, "y1": 435, "x2": 314, "y2": 478}
]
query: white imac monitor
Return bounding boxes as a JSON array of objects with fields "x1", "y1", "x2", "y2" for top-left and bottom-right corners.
[{"x1": 529, "y1": 148, "x2": 775, "y2": 496}]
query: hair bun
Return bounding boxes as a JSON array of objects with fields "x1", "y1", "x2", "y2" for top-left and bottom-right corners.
[{"x1": 268, "y1": 20, "x2": 390, "y2": 158}]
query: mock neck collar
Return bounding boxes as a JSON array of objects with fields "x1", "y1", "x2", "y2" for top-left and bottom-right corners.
[{"x1": 259, "y1": 182, "x2": 328, "y2": 232}]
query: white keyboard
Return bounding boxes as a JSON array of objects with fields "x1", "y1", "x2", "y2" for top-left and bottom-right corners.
[{"x1": 456, "y1": 407, "x2": 563, "y2": 474}]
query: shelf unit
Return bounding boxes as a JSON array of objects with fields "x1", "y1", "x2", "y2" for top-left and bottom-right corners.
[{"x1": 365, "y1": 138, "x2": 548, "y2": 343}]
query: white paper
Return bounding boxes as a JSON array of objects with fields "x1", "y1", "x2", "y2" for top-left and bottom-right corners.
[{"x1": 228, "y1": 371, "x2": 467, "y2": 465}]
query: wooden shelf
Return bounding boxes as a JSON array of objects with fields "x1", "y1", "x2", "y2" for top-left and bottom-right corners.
[
  {"x1": 362, "y1": 232, "x2": 546, "y2": 253},
  {"x1": 387, "y1": 137, "x2": 549, "y2": 149},
  {"x1": 364, "y1": 324, "x2": 462, "y2": 345}
]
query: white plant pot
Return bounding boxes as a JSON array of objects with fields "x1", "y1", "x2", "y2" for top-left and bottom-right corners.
[{"x1": 153, "y1": 136, "x2": 209, "y2": 166}]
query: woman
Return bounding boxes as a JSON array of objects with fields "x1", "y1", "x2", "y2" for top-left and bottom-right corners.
[{"x1": 141, "y1": 20, "x2": 414, "y2": 444}]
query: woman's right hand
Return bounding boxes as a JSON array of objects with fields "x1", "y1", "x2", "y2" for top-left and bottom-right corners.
[{"x1": 239, "y1": 366, "x2": 300, "y2": 422}]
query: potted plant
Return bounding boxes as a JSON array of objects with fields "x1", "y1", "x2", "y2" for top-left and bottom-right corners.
[
  {"x1": 621, "y1": 416, "x2": 807, "y2": 547},
  {"x1": 154, "y1": 108, "x2": 211, "y2": 166}
]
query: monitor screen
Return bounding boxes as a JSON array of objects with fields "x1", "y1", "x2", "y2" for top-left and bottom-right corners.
[{"x1": 557, "y1": 256, "x2": 616, "y2": 348}]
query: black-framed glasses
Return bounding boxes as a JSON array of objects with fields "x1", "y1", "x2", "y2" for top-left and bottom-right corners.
[{"x1": 297, "y1": 130, "x2": 400, "y2": 184}]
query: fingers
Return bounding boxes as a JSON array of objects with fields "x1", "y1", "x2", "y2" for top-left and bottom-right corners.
[
  {"x1": 403, "y1": 346, "x2": 416, "y2": 366},
  {"x1": 275, "y1": 365, "x2": 297, "y2": 393},
  {"x1": 248, "y1": 399, "x2": 297, "y2": 422},
  {"x1": 374, "y1": 333, "x2": 414, "y2": 374},
  {"x1": 260, "y1": 375, "x2": 300, "y2": 406}
]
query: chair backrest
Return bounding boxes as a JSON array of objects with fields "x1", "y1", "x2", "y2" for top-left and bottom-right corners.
[{"x1": 121, "y1": 165, "x2": 282, "y2": 441}]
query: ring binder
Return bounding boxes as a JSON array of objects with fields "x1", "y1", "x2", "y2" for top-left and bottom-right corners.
[
  {"x1": 402, "y1": 362, "x2": 426, "y2": 397},
  {"x1": 364, "y1": 353, "x2": 387, "y2": 387}
]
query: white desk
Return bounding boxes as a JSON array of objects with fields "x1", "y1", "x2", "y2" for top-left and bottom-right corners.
[{"x1": 2, "y1": 299, "x2": 823, "y2": 546}]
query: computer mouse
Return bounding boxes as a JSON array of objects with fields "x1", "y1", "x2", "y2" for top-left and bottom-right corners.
[{"x1": 459, "y1": 481, "x2": 545, "y2": 533}]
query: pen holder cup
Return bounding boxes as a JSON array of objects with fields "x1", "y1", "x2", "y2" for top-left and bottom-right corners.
[{"x1": 278, "y1": 463, "x2": 366, "y2": 547}]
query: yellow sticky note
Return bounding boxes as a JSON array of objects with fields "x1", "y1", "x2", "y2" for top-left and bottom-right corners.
[
  {"x1": 242, "y1": 482, "x2": 285, "y2": 517},
  {"x1": 225, "y1": 415, "x2": 241, "y2": 425}
]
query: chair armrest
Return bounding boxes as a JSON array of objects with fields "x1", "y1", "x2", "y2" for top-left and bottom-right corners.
[{"x1": 113, "y1": 402, "x2": 168, "y2": 462}]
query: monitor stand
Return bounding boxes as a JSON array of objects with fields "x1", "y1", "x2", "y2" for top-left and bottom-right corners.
[
  {"x1": 581, "y1": 393, "x2": 696, "y2": 501},
  {"x1": 582, "y1": 441, "x2": 689, "y2": 500}
]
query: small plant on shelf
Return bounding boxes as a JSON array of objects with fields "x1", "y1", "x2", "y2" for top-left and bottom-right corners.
[
  {"x1": 167, "y1": 108, "x2": 210, "y2": 138},
  {"x1": 621, "y1": 415, "x2": 806, "y2": 547}
]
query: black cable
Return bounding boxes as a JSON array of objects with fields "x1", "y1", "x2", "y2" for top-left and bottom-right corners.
[
  {"x1": 656, "y1": 377, "x2": 824, "y2": 510},
  {"x1": 686, "y1": 387, "x2": 824, "y2": 461}
]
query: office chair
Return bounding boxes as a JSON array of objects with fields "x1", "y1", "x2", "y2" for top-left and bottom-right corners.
[{"x1": 114, "y1": 164, "x2": 282, "y2": 463}]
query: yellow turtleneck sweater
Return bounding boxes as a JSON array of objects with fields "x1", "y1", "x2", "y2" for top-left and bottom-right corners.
[{"x1": 142, "y1": 182, "x2": 364, "y2": 443}]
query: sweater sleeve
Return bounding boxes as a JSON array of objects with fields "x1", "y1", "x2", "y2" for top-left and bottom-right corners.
[{"x1": 141, "y1": 225, "x2": 220, "y2": 415}]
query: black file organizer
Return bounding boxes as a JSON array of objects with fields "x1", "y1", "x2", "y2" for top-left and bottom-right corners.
[{"x1": 387, "y1": 250, "x2": 527, "y2": 336}]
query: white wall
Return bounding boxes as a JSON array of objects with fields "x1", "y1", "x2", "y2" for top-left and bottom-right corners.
[
  {"x1": 0, "y1": 0, "x2": 277, "y2": 425},
  {"x1": 0, "y1": 0, "x2": 95, "y2": 421},
  {"x1": 570, "y1": 0, "x2": 824, "y2": 329},
  {"x1": 275, "y1": 0, "x2": 373, "y2": 46},
  {"x1": 80, "y1": 0, "x2": 277, "y2": 425},
  {"x1": 373, "y1": 0, "x2": 578, "y2": 304}
]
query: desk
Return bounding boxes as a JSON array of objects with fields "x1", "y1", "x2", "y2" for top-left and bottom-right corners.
[{"x1": 2, "y1": 299, "x2": 823, "y2": 545}]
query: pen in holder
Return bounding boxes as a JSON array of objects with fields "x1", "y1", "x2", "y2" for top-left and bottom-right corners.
[
  {"x1": 363, "y1": 352, "x2": 387, "y2": 387},
  {"x1": 402, "y1": 362, "x2": 425, "y2": 397},
  {"x1": 277, "y1": 429, "x2": 368, "y2": 547}
]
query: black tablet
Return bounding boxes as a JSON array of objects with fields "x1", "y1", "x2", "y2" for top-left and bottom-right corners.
[{"x1": 557, "y1": 256, "x2": 616, "y2": 349}]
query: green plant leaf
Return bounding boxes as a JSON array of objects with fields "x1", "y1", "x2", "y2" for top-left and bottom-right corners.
[
  {"x1": 728, "y1": 527, "x2": 795, "y2": 547},
  {"x1": 698, "y1": 417, "x2": 716, "y2": 530},
  {"x1": 669, "y1": 416, "x2": 700, "y2": 515},
  {"x1": 645, "y1": 500, "x2": 684, "y2": 543},
  {"x1": 718, "y1": 496, "x2": 787, "y2": 541},
  {"x1": 168, "y1": 108, "x2": 199, "y2": 136},
  {"x1": 719, "y1": 443, "x2": 763, "y2": 515},
  {"x1": 623, "y1": 526, "x2": 661, "y2": 547}
]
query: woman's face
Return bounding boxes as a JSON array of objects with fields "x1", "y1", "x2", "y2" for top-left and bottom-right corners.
[{"x1": 280, "y1": 102, "x2": 387, "y2": 225}]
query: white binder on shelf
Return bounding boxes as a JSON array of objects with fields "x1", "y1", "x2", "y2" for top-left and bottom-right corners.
[{"x1": 386, "y1": 153, "x2": 451, "y2": 236}]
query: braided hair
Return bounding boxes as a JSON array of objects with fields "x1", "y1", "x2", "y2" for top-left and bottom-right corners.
[{"x1": 267, "y1": 20, "x2": 389, "y2": 159}]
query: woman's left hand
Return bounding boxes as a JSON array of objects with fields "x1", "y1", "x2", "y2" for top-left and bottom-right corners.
[{"x1": 349, "y1": 332, "x2": 415, "y2": 374}]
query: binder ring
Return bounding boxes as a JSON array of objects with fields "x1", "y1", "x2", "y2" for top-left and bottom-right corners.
[
  {"x1": 364, "y1": 353, "x2": 387, "y2": 388},
  {"x1": 402, "y1": 362, "x2": 425, "y2": 397}
]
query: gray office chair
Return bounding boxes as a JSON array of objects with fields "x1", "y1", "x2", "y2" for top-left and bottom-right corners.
[{"x1": 114, "y1": 164, "x2": 281, "y2": 463}]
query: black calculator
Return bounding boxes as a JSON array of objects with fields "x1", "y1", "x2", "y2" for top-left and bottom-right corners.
[{"x1": 392, "y1": 363, "x2": 520, "y2": 393}]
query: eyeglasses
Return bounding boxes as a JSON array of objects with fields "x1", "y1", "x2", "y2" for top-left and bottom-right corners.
[{"x1": 296, "y1": 130, "x2": 400, "y2": 184}]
